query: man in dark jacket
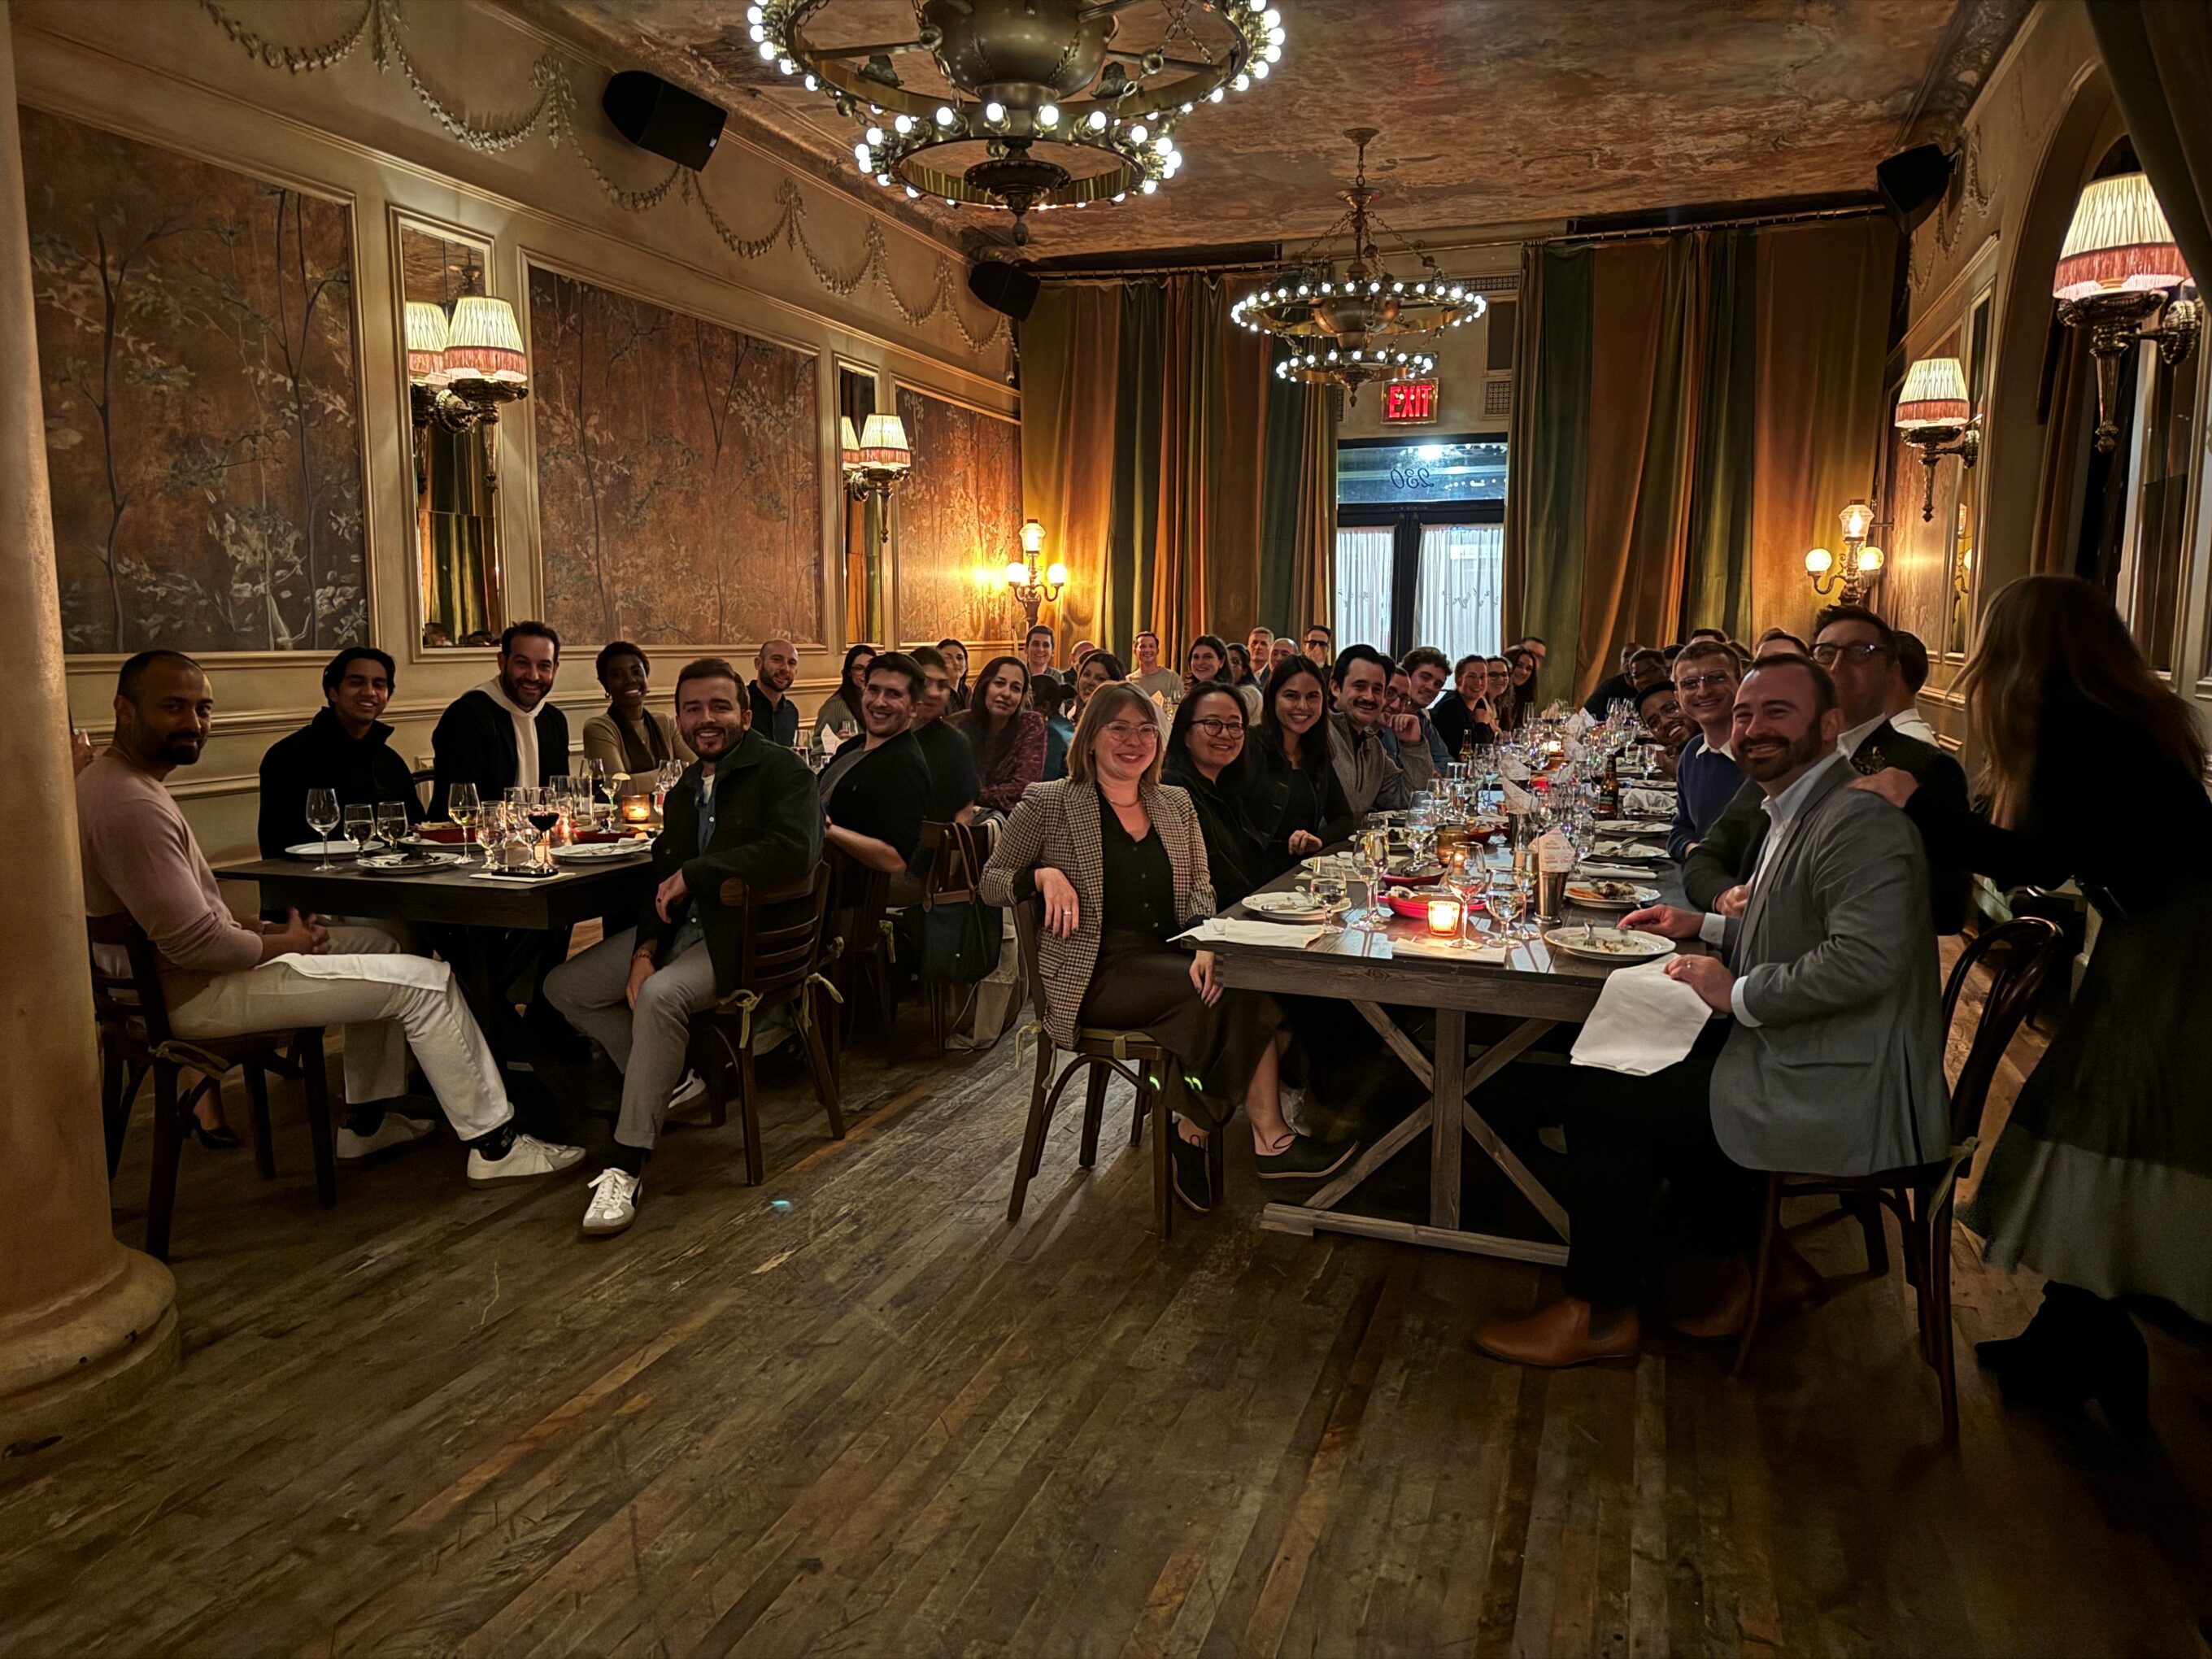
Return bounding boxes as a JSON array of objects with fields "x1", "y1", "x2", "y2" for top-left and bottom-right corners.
[
  {"x1": 1683, "y1": 613, "x2": 1971, "y2": 933},
  {"x1": 429, "y1": 620, "x2": 570, "y2": 818},
  {"x1": 748, "y1": 635, "x2": 802, "y2": 748},
  {"x1": 546, "y1": 657, "x2": 821, "y2": 1235},
  {"x1": 258, "y1": 647, "x2": 423, "y2": 854}
]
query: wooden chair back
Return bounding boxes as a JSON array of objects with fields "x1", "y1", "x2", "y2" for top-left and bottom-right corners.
[
  {"x1": 1011, "y1": 895, "x2": 1059, "y2": 1040},
  {"x1": 1941, "y1": 916, "x2": 2064, "y2": 1147},
  {"x1": 715, "y1": 864, "x2": 831, "y2": 1004},
  {"x1": 88, "y1": 912, "x2": 173, "y2": 1049}
]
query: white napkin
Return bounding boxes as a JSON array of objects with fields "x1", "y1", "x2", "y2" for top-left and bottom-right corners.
[
  {"x1": 1501, "y1": 780, "x2": 1536, "y2": 813},
  {"x1": 1567, "y1": 711, "x2": 1593, "y2": 735},
  {"x1": 1390, "y1": 934, "x2": 1512, "y2": 963},
  {"x1": 1175, "y1": 919, "x2": 1325, "y2": 950},
  {"x1": 1578, "y1": 862, "x2": 1663, "y2": 880},
  {"x1": 1624, "y1": 786, "x2": 1676, "y2": 816},
  {"x1": 1501, "y1": 757, "x2": 1531, "y2": 782},
  {"x1": 1570, "y1": 960, "x2": 1715, "y2": 1075}
]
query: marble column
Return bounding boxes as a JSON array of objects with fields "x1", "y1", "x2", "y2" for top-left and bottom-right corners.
[{"x1": 0, "y1": 0, "x2": 176, "y2": 1452}]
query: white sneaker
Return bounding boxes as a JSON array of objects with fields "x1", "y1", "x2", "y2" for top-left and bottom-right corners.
[
  {"x1": 668, "y1": 1070, "x2": 708, "y2": 1113},
  {"x1": 335, "y1": 1113, "x2": 436, "y2": 1160},
  {"x1": 466, "y1": 1131, "x2": 587, "y2": 1187},
  {"x1": 581, "y1": 1167, "x2": 642, "y2": 1235}
]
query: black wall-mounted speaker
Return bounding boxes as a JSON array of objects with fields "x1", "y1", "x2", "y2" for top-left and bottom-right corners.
[
  {"x1": 1876, "y1": 144, "x2": 1954, "y2": 228},
  {"x1": 602, "y1": 72, "x2": 726, "y2": 172},
  {"x1": 968, "y1": 263, "x2": 1041, "y2": 322}
]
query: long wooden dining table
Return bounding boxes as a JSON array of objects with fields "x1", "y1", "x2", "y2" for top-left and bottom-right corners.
[{"x1": 1204, "y1": 855, "x2": 1709, "y2": 1264}]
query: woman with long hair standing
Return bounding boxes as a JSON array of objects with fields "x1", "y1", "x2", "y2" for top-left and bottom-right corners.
[
  {"x1": 1241, "y1": 656, "x2": 1356, "y2": 878},
  {"x1": 1855, "y1": 574, "x2": 2212, "y2": 1434},
  {"x1": 937, "y1": 638, "x2": 972, "y2": 712},
  {"x1": 950, "y1": 655, "x2": 1047, "y2": 816}
]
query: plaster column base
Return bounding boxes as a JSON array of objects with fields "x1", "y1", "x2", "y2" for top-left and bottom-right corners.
[{"x1": 0, "y1": 1248, "x2": 177, "y2": 1457}]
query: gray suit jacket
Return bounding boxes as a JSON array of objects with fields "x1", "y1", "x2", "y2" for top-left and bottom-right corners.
[
  {"x1": 1328, "y1": 711, "x2": 1433, "y2": 818},
  {"x1": 1712, "y1": 761, "x2": 1949, "y2": 1177}
]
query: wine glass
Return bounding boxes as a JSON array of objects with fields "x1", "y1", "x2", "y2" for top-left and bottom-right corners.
[
  {"x1": 1447, "y1": 855, "x2": 1489, "y2": 950},
  {"x1": 525, "y1": 786, "x2": 563, "y2": 847},
  {"x1": 304, "y1": 788, "x2": 340, "y2": 870},
  {"x1": 376, "y1": 802, "x2": 410, "y2": 851},
  {"x1": 447, "y1": 782, "x2": 480, "y2": 862},
  {"x1": 1306, "y1": 873, "x2": 1349, "y2": 936},
  {"x1": 342, "y1": 803, "x2": 375, "y2": 853},
  {"x1": 1486, "y1": 875, "x2": 1530, "y2": 946},
  {"x1": 1357, "y1": 825, "x2": 1392, "y2": 926}
]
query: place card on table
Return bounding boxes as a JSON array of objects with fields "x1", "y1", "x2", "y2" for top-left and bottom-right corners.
[{"x1": 1570, "y1": 960, "x2": 1715, "y2": 1075}]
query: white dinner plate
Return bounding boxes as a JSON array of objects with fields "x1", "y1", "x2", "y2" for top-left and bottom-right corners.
[
  {"x1": 1544, "y1": 925, "x2": 1677, "y2": 963},
  {"x1": 1243, "y1": 890, "x2": 1331, "y2": 923},
  {"x1": 357, "y1": 850, "x2": 466, "y2": 877},
  {"x1": 1300, "y1": 854, "x2": 1359, "y2": 877},
  {"x1": 1565, "y1": 880, "x2": 1662, "y2": 911},
  {"x1": 284, "y1": 838, "x2": 359, "y2": 860},
  {"x1": 551, "y1": 839, "x2": 653, "y2": 863},
  {"x1": 1590, "y1": 839, "x2": 1668, "y2": 861},
  {"x1": 1596, "y1": 819, "x2": 1670, "y2": 836}
]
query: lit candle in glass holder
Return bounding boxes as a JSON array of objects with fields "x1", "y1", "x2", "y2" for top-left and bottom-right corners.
[
  {"x1": 1426, "y1": 896, "x2": 1462, "y2": 937},
  {"x1": 620, "y1": 790, "x2": 654, "y2": 825}
]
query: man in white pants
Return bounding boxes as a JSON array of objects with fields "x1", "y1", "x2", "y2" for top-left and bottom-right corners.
[{"x1": 79, "y1": 652, "x2": 585, "y2": 1187}]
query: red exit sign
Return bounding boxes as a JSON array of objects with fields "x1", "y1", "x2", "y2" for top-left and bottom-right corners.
[{"x1": 1383, "y1": 379, "x2": 1439, "y2": 425}]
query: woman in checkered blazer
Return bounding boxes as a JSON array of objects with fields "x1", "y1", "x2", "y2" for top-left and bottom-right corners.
[{"x1": 981, "y1": 685, "x2": 1356, "y2": 1213}]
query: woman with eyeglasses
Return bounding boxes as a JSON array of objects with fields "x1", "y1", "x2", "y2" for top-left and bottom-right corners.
[
  {"x1": 948, "y1": 655, "x2": 1047, "y2": 817},
  {"x1": 980, "y1": 685, "x2": 1356, "y2": 1213},
  {"x1": 1853, "y1": 575, "x2": 2212, "y2": 1436},
  {"x1": 1164, "y1": 685, "x2": 1267, "y2": 909},
  {"x1": 1241, "y1": 657, "x2": 1356, "y2": 878}
]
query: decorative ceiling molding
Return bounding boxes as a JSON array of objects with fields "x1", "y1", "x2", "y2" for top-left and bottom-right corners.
[{"x1": 197, "y1": 0, "x2": 1010, "y2": 350}]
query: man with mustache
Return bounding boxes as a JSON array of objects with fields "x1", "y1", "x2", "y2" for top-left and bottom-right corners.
[
  {"x1": 81, "y1": 652, "x2": 586, "y2": 1187},
  {"x1": 429, "y1": 620, "x2": 568, "y2": 818},
  {"x1": 1327, "y1": 644, "x2": 1433, "y2": 817},
  {"x1": 1475, "y1": 655, "x2": 1945, "y2": 1368},
  {"x1": 546, "y1": 658, "x2": 821, "y2": 1235}
]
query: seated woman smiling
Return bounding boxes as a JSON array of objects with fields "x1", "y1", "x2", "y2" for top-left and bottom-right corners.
[{"x1": 980, "y1": 684, "x2": 1354, "y2": 1213}]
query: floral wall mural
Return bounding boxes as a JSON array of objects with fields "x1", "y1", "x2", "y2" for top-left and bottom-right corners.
[
  {"x1": 25, "y1": 107, "x2": 368, "y2": 655},
  {"x1": 531, "y1": 266, "x2": 821, "y2": 648},
  {"x1": 894, "y1": 385, "x2": 1021, "y2": 644}
]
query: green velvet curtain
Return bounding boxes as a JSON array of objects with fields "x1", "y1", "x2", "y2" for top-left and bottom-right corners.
[
  {"x1": 1259, "y1": 376, "x2": 1336, "y2": 640},
  {"x1": 1505, "y1": 216, "x2": 1896, "y2": 703},
  {"x1": 2088, "y1": 0, "x2": 2212, "y2": 290}
]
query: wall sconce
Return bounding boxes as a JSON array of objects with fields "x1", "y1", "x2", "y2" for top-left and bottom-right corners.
[
  {"x1": 407, "y1": 296, "x2": 529, "y2": 434},
  {"x1": 1805, "y1": 498, "x2": 1885, "y2": 603},
  {"x1": 1894, "y1": 356, "x2": 1979, "y2": 521},
  {"x1": 841, "y1": 412, "x2": 912, "y2": 544},
  {"x1": 1004, "y1": 517, "x2": 1068, "y2": 629},
  {"x1": 2053, "y1": 172, "x2": 2201, "y2": 453}
]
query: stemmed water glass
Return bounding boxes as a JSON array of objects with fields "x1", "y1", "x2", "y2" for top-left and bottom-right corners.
[
  {"x1": 304, "y1": 788, "x2": 340, "y2": 870},
  {"x1": 1487, "y1": 871, "x2": 1535, "y2": 947},
  {"x1": 1304, "y1": 872, "x2": 1349, "y2": 937},
  {"x1": 375, "y1": 802, "x2": 411, "y2": 851},
  {"x1": 1447, "y1": 855, "x2": 1490, "y2": 951},
  {"x1": 342, "y1": 803, "x2": 375, "y2": 854}
]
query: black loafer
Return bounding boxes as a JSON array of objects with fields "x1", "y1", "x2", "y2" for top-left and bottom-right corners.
[
  {"x1": 1253, "y1": 1133, "x2": 1358, "y2": 1182},
  {"x1": 1169, "y1": 1134, "x2": 1213, "y2": 1214}
]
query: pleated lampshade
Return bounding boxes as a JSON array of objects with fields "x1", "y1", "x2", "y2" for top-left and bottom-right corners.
[
  {"x1": 855, "y1": 412, "x2": 912, "y2": 470},
  {"x1": 442, "y1": 296, "x2": 529, "y2": 385},
  {"x1": 1895, "y1": 356, "x2": 1970, "y2": 429},
  {"x1": 404, "y1": 301, "x2": 451, "y2": 386},
  {"x1": 2053, "y1": 174, "x2": 2188, "y2": 302}
]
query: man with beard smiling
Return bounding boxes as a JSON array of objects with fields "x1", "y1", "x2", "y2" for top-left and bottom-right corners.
[
  {"x1": 820, "y1": 651, "x2": 933, "y2": 875},
  {"x1": 546, "y1": 658, "x2": 821, "y2": 1235},
  {"x1": 1327, "y1": 644, "x2": 1433, "y2": 817},
  {"x1": 1475, "y1": 655, "x2": 1946, "y2": 1369},
  {"x1": 429, "y1": 621, "x2": 568, "y2": 819},
  {"x1": 81, "y1": 652, "x2": 586, "y2": 1187},
  {"x1": 257, "y1": 647, "x2": 421, "y2": 855}
]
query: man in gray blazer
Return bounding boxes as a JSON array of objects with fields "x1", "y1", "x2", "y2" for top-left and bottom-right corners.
[
  {"x1": 1477, "y1": 654, "x2": 1949, "y2": 1369},
  {"x1": 1328, "y1": 644, "x2": 1434, "y2": 817}
]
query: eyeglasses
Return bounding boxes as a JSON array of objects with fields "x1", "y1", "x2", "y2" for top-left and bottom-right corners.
[
  {"x1": 1100, "y1": 721, "x2": 1159, "y2": 745},
  {"x1": 1810, "y1": 642, "x2": 1892, "y2": 665},
  {"x1": 1675, "y1": 672, "x2": 1736, "y2": 692},
  {"x1": 1187, "y1": 718, "x2": 1242, "y2": 737}
]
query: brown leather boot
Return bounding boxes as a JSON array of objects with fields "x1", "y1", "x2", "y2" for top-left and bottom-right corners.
[
  {"x1": 1669, "y1": 1242, "x2": 1826, "y2": 1340},
  {"x1": 1474, "y1": 1297, "x2": 1642, "y2": 1368}
]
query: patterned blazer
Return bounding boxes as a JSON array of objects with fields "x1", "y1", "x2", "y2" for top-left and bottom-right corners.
[{"x1": 979, "y1": 777, "x2": 1215, "y2": 1050}]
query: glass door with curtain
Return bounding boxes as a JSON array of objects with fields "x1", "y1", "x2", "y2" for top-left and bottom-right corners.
[
  {"x1": 1333, "y1": 525, "x2": 1395, "y2": 652},
  {"x1": 1412, "y1": 523, "x2": 1504, "y2": 664}
]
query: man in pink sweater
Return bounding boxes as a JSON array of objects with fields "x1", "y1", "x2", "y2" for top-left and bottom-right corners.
[{"x1": 79, "y1": 651, "x2": 585, "y2": 1187}]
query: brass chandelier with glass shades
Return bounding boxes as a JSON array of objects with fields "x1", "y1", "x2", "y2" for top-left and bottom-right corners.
[
  {"x1": 747, "y1": 0, "x2": 1286, "y2": 244},
  {"x1": 1231, "y1": 128, "x2": 1487, "y2": 401}
]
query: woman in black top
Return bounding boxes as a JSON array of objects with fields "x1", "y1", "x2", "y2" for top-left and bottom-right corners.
[
  {"x1": 1857, "y1": 576, "x2": 2212, "y2": 1434},
  {"x1": 1431, "y1": 653, "x2": 1500, "y2": 758},
  {"x1": 937, "y1": 638, "x2": 972, "y2": 712},
  {"x1": 1163, "y1": 686, "x2": 1268, "y2": 909},
  {"x1": 1240, "y1": 657, "x2": 1356, "y2": 878}
]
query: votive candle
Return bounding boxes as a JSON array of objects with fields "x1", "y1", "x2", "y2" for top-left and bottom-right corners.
[{"x1": 1426, "y1": 897, "x2": 1462, "y2": 937}]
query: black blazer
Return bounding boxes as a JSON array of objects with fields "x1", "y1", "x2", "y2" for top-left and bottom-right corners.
[
  {"x1": 429, "y1": 688, "x2": 570, "y2": 819},
  {"x1": 637, "y1": 730, "x2": 823, "y2": 994},
  {"x1": 1238, "y1": 738, "x2": 1356, "y2": 879},
  {"x1": 1683, "y1": 720, "x2": 1974, "y2": 934},
  {"x1": 257, "y1": 707, "x2": 421, "y2": 855},
  {"x1": 1164, "y1": 753, "x2": 1269, "y2": 910}
]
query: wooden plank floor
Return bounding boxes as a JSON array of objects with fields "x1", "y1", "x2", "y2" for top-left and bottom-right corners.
[{"x1": 4, "y1": 966, "x2": 2212, "y2": 1657}]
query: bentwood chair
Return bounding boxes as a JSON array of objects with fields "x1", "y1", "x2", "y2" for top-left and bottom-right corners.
[
  {"x1": 1732, "y1": 917, "x2": 2066, "y2": 1443},
  {"x1": 685, "y1": 865, "x2": 845, "y2": 1186},
  {"x1": 88, "y1": 913, "x2": 337, "y2": 1262},
  {"x1": 825, "y1": 848, "x2": 898, "y2": 1063},
  {"x1": 1006, "y1": 897, "x2": 1216, "y2": 1239}
]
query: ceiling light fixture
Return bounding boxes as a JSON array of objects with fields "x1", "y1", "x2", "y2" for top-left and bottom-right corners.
[
  {"x1": 1231, "y1": 128, "x2": 1484, "y2": 403},
  {"x1": 749, "y1": 0, "x2": 1282, "y2": 244}
]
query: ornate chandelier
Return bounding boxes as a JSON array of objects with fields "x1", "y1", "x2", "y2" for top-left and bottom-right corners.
[
  {"x1": 1231, "y1": 128, "x2": 1486, "y2": 401},
  {"x1": 747, "y1": 0, "x2": 1285, "y2": 243}
]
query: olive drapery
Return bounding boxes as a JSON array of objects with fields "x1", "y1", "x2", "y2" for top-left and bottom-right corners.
[
  {"x1": 1020, "y1": 273, "x2": 1334, "y2": 667},
  {"x1": 1504, "y1": 216, "x2": 1896, "y2": 703},
  {"x1": 2088, "y1": 1, "x2": 2212, "y2": 295}
]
